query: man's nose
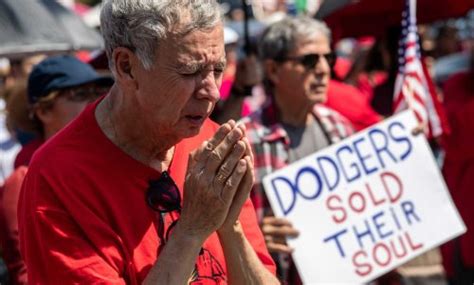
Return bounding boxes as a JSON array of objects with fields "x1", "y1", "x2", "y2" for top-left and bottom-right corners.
[
  {"x1": 313, "y1": 56, "x2": 331, "y2": 75},
  {"x1": 195, "y1": 71, "x2": 221, "y2": 102}
]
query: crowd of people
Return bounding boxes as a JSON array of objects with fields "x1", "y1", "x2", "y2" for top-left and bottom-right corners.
[{"x1": 0, "y1": 0, "x2": 472, "y2": 284}]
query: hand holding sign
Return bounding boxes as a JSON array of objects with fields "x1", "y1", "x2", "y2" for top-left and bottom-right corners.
[
  {"x1": 262, "y1": 216, "x2": 300, "y2": 254},
  {"x1": 262, "y1": 111, "x2": 466, "y2": 284}
]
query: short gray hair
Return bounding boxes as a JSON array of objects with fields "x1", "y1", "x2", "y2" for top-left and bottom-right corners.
[
  {"x1": 100, "y1": 0, "x2": 223, "y2": 70},
  {"x1": 258, "y1": 16, "x2": 331, "y2": 61}
]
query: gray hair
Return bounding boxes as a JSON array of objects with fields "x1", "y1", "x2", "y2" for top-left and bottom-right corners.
[
  {"x1": 258, "y1": 16, "x2": 331, "y2": 61},
  {"x1": 100, "y1": 0, "x2": 223, "y2": 71}
]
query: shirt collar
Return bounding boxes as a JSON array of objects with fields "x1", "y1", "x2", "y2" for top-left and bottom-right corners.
[{"x1": 260, "y1": 97, "x2": 323, "y2": 145}]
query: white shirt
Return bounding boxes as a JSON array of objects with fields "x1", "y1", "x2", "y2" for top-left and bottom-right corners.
[{"x1": 0, "y1": 98, "x2": 21, "y2": 185}]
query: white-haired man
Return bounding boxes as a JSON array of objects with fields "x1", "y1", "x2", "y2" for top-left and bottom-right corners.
[{"x1": 18, "y1": 1, "x2": 278, "y2": 284}]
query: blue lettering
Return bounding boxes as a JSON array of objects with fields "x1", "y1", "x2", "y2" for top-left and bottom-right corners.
[
  {"x1": 372, "y1": 210, "x2": 394, "y2": 239},
  {"x1": 316, "y1": 156, "x2": 340, "y2": 191},
  {"x1": 353, "y1": 137, "x2": 379, "y2": 175},
  {"x1": 388, "y1": 121, "x2": 413, "y2": 161},
  {"x1": 390, "y1": 207, "x2": 402, "y2": 230},
  {"x1": 271, "y1": 177, "x2": 296, "y2": 216},
  {"x1": 368, "y1": 128, "x2": 398, "y2": 169},
  {"x1": 336, "y1": 145, "x2": 361, "y2": 183},
  {"x1": 295, "y1": 167, "x2": 323, "y2": 200},
  {"x1": 401, "y1": 200, "x2": 421, "y2": 225},
  {"x1": 353, "y1": 220, "x2": 375, "y2": 249},
  {"x1": 323, "y1": 228, "x2": 348, "y2": 258}
]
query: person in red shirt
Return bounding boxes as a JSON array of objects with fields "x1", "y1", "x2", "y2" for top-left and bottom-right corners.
[
  {"x1": 440, "y1": 48, "x2": 474, "y2": 284},
  {"x1": 18, "y1": 1, "x2": 277, "y2": 284},
  {"x1": 325, "y1": 79, "x2": 382, "y2": 131},
  {"x1": 1, "y1": 55, "x2": 113, "y2": 284}
]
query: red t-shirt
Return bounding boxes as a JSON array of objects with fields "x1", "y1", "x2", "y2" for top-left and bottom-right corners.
[
  {"x1": 325, "y1": 80, "x2": 382, "y2": 131},
  {"x1": 18, "y1": 101, "x2": 275, "y2": 284},
  {"x1": 440, "y1": 71, "x2": 474, "y2": 276},
  {"x1": 1, "y1": 166, "x2": 28, "y2": 284},
  {"x1": 13, "y1": 139, "x2": 43, "y2": 169}
]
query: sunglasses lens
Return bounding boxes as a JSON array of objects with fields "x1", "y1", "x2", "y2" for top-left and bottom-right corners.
[
  {"x1": 302, "y1": 54, "x2": 318, "y2": 69},
  {"x1": 147, "y1": 172, "x2": 181, "y2": 212},
  {"x1": 66, "y1": 86, "x2": 109, "y2": 102},
  {"x1": 324, "y1": 53, "x2": 336, "y2": 67},
  {"x1": 69, "y1": 90, "x2": 89, "y2": 101},
  {"x1": 300, "y1": 53, "x2": 336, "y2": 69}
]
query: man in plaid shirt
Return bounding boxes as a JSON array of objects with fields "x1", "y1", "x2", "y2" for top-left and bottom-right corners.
[{"x1": 241, "y1": 16, "x2": 354, "y2": 283}]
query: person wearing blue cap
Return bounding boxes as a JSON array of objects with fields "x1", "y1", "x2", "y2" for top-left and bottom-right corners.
[
  {"x1": 0, "y1": 54, "x2": 112, "y2": 284},
  {"x1": 27, "y1": 55, "x2": 113, "y2": 141}
]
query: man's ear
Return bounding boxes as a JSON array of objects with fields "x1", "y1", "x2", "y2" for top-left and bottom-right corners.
[
  {"x1": 35, "y1": 106, "x2": 54, "y2": 126},
  {"x1": 112, "y1": 47, "x2": 139, "y2": 88},
  {"x1": 264, "y1": 59, "x2": 280, "y2": 86}
]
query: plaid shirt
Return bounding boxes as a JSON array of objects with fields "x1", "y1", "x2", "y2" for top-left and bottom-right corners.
[
  {"x1": 241, "y1": 99, "x2": 354, "y2": 282},
  {"x1": 242, "y1": 99, "x2": 354, "y2": 220}
]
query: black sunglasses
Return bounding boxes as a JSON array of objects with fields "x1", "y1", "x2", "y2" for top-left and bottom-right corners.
[
  {"x1": 146, "y1": 171, "x2": 181, "y2": 213},
  {"x1": 146, "y1": 172, "x2": 228, "y2": 282},
  {"x1": 146, "y1": 171, "x2": 181, "y2": 249},
  {"x1": 278, "y1": 52, "x2": 337, "y2": 70}
]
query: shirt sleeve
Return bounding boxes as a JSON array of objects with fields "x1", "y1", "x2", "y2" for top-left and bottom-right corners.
[
  {"x1": 238, "y1": 198, "x2": 277, "y2": 275},
  {"x1": 444, "y1": 101, "x2": 474, "y2": 160},
  {"x1": 1, "y1": 166, "x2": 28, "y2": 284},
  {"x1": 18, "y1": 168, "x2": 128, "y2": 284},
  {"x1": 442, "y1": 74, "x2": 474, "y2": 160}
]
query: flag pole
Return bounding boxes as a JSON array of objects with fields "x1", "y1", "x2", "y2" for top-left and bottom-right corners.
[{"x1": 241, "y1": 0, "x2": 251, "y2": 55}]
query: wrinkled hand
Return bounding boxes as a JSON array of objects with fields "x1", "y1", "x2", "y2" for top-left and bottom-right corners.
[
  {"x1": 262, "y1": 217, "x2": 300, "y2": 254},
  {"x1": 178, "y1": 120, "x2": 251, "y2": 240},
  {"x1": 217, "y1": 125, "x2": 255, "y2": 233}
]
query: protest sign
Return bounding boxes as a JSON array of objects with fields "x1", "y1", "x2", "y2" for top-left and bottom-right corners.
[{"x1": 262, "y1": 110, "x2": 466, "y2": 284}]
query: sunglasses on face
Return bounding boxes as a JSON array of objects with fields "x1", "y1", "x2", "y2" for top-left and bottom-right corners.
[
  {"x1": 60, "y1": 85, "x2": 110, "y2": 102},
  {"x1": 278, "y1": 52, "x2": 337, "y2": 70}
]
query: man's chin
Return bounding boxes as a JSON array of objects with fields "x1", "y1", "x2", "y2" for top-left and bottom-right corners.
[
  {"x1": 182, "y1": 125, "x2": 203, "y2": 139},
  {"x1": 308, "y1": 92, "x2": 327, "y2": 104}
]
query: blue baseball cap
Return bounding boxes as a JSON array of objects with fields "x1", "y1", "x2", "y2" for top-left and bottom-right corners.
[{"x1": 27, "y1": 55, "x2": 113, "y2": 104}]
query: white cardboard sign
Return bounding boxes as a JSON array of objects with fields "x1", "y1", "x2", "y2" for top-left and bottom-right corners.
[{"x1": 262, "y1": 111, "x2": 466, "y2": 284}]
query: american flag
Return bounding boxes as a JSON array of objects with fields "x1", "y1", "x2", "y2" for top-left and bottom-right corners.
[{"x1": 393, "y1": 0, "x2": 448, "y2": 138}]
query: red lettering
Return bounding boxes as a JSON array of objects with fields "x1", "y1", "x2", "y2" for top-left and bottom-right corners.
[
  {"x1": 352, "y1": 233, "x2": 422, "y2": 277},
  {"x1": 381, "y1": 171, "x2": 403, "y2": 203},
  {"x1": 366, "y1": 182, "x2": 386, "y2": 206},
  {"x1": 352, "y1": 250, "x2": 372, "y2": 277},
  {"x1": 373, "y1": 242, "x2": 392, "y2": 267},
  {"x1": 348, "y1": 192, "x2": 366, "y2": 213},
  {"x1": 326, "y1": 195, "x2": 347, "y2": 223},
  {"x1": 405, "y1": 232, "x2": 423, "y2": 251},
  {"x1": 390, "y1": 235, "x2": 408, "y2": 258}
]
